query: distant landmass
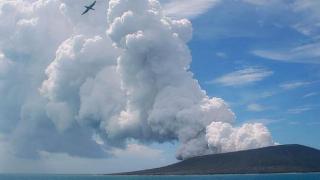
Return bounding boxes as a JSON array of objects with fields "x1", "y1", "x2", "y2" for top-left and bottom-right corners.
[{"x1": 116, "y1": 144, "x2": 320, "y2": 175}]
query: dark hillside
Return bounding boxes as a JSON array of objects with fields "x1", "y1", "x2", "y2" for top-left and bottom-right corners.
[{"x1": 116, "y1": 144, "x2": 320, "y2": 175}]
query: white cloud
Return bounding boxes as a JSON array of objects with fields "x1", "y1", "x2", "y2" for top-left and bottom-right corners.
[
  {"x1": 280, "y1": 81, "x2": 312, "y2": 90},
  {"x1": 287, "y1": 106, "x2": 313, "y2": 114},
  {"x1": 291, "y1": 0, "x2": 320, "y2": 37},
  {"x1": 107, "y1": 0, "x2": 240, "y2": 160},
  {"x1": 112, "y1": 143, "x2": 164, "y2": 159},
  {"x1": 162, "y1": 0, "x2": 220, "y2": 18},
  {"x1": 0, "y1": 0, "x2": 127, "y2": 160},
  {"x1": 210, "y1": 67, "x2": 273, "y2": 86},
  {"x1": 246, "y1": 1, "x2": 320, "y2": 64},
  {"x1": 307, "y1": 122, "x2": 320, "y2": 126},
  {"x1": 216, "y1": 52, "x2": 227, "y2": 59},
  {"x1": 206, "y1": 122, "x2": 274, "y2": 153},
  {"x1": 247, "y1": 103, "x2": 266, "y2": 112},
  {"x1": 242, "y1": 0, "x2": 273, "y2": 6},
  {"x1": 252, "y1": 42, "x2": 320, "y2": 64},
  {"x1": 245, "y1": 118, "x2": 279, "y2": 125},
  {"x1": 303, "y1": 92, "x2": 318, "y2": 98},
  {"x1": 241, "y1": 0, "x2": 320, "y2": 39},
  {"x1": 0, "y1": 0, "x2": 275, "y2": 173},
  {"x1": 0, "y1": 142, "x2": 174, "y2": 174}
]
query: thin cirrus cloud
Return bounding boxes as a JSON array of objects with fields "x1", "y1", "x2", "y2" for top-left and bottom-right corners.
[
  {"x1": 303, "y1": 92, "x2": 318, "y2": 98},
  {"x1": 280, "y1": 81, "x2": 313, "y2": 90},
  {"x1": 287, "y1": 107, "x2": 313, "y2": 114},
  {"x1": 252, "y1": 42, "x2": 320, "y2": 64},
  {"x1": 248, "y1": 1, "x2": 320, "y2": 64},
  {"x1": 209, "y1": 67, "x2": 273, "y2": 87},
  {"x1": 291, "y1": 0, "x2": 320, "y2": 37},
  {"x1": 162, "y1": 0, "x2": 221, "y2": 18},
  {"x1": 247, "y1": 103, "x2": 266, "y2": 112},
  {"x1": 245, "y1": 118, "x2": 280, "y2": 125}
]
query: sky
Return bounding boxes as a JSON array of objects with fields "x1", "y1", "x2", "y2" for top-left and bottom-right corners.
[
  {"x1": 187, "y1": 0, "x2": 320, "y2": 149},
  {"x1": 0, "y1": 0, "x2": 319, "y2": 174}
]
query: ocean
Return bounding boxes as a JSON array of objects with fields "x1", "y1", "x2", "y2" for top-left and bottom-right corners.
[{"x1": 0, "y1": 174, "x2": 320, "y2": 180}]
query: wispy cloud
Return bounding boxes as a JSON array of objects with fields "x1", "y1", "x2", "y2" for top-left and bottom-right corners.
[
  {"x1": 303, "y1": 92, "x2": 318, "y2": 98},
  {"x1": 245, "y1": 118, "x2": 280, "y2": 125},
  {"x1": 280, "y1": 81, "x2": 313, "y2": 90},
  {"x1": 308, "y1": 122, "x2": 320, "y2": 126},
  {"x1": 253, "y1": 0, "x2": 320, "y2": 58},
  {"x1": 287, "y1": 107, "x2": 313, "y2": 114},
  {"x1": 291, "y1": 1, "x2": 320, "y2": 37},
  {"x1": 252, "y1": 42, "x2": 320, "y2": 64},
  {"x1": 209, "y1": 67, "x2": 273, "y2": 87},
  {"x1": 288, "y1": 121, "x2": 300, "y2": 126},
  {"x1": 247, "y1": 103, "x2": 266, "y2": 112},
  {"x1": 162, "y1": 0, "x2": 220, "y2": 18},
  {"x1": 216, "y1": 52, "x2": 228, "y2": 59},
  {"x1": 242, "y1": 0, "x2": 275, "y2": 6}
]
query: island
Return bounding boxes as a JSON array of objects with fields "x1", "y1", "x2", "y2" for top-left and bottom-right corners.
[{"x1": 115, "y1": 144, "x2": 320, "y2": 175}]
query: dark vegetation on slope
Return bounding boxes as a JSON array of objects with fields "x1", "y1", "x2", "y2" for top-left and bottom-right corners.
[{"x1": 115, "y1": 144, "x2": 320, "y2": 175}]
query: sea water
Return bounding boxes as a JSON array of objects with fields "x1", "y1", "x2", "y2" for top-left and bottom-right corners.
[{"x1": 0, "y1": 174, "x2": 320, "y2": 180}]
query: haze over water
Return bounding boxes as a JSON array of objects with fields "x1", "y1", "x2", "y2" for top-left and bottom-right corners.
[{"x1": 1, "y1": 174, "x2": 320, "y2": 180}]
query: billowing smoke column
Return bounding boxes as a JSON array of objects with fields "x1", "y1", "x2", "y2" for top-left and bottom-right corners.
[
  {"x1": 0, "y1": 0, "x2": 274, "y2": 161},
  {"x1": 105, "y1": 0, "x2": 273, "y2": 159},
  {"x1": 106, "y1": 0, "x2": 236, "y2": 159},
  {"x1": 206, "y1": 122, "x2": 273, "y2": 153}
]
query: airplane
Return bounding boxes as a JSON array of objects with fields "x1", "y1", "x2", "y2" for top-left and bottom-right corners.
[{"x1": 81, "y1": 1, "x2": 96, "y2": 15}]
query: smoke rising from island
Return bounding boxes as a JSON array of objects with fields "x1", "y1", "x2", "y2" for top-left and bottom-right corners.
[{"x1": 0, "y1": 0, "x2": 274, "y2": 161}]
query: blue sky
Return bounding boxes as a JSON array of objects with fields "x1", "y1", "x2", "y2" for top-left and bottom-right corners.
[{"x1": 187, "y1": 0, "x2": 320, "y2": 149}]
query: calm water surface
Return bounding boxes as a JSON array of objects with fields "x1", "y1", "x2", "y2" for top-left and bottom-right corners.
[{"x1": 0, "y1": 174, "x2": 320, "y2": 180}]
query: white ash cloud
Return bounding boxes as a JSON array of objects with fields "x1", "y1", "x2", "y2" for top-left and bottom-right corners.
[
  {"x1": 206, "y1": 122, "x2": 274, "y2": 153},
  {"x1": 106, "y1": 0, "x2": 273, "y2": 159},
  {"x1": 0, "y1": 0, "x2": 113, "y2": 158},
  {"x1": 0, "y1": 0, "x2": 274, "y2": 162}
]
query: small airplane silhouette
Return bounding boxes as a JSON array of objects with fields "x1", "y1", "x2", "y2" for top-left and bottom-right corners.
[{"x1": 82, "y1": 1, "x2": 96, "y2": 15}]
